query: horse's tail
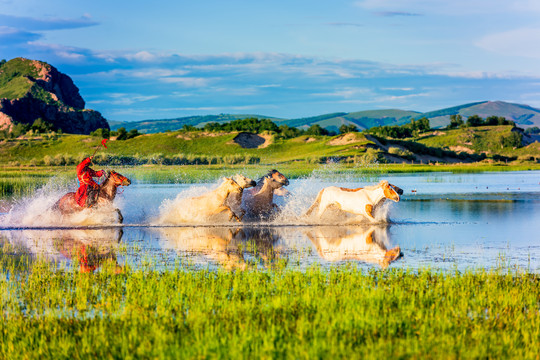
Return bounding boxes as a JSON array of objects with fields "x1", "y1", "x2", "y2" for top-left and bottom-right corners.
[{"x1": 305, "y1": 189, "x2": 325, "y2": 216}]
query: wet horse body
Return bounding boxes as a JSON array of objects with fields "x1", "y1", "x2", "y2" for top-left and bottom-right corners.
[
  {"x1": 53, "y1": 170, "x2": 131, "y2": 222},
  {"x1": 306, "y1": 180, "x2": 403, "y2": 222},
  {"x1": 225, "y1": 174, "x2": 257, "y2": 220},
  {"x1": 163, "y1": 176, "x2": 255, "y2": 223},
  {"x1": 243, "y1": 170, "x2": 289, "y2": 219}
]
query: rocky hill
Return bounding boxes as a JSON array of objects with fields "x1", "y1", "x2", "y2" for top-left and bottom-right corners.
[{"x1": 0, "y1": 57, "x2": 109, "y2": 134}]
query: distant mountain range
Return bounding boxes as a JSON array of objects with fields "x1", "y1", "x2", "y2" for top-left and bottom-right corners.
[{"x1": 110, "y1": 101, "x2": 540, "y2": 134}]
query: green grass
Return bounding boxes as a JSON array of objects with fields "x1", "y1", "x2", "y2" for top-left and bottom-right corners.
[
  {"x1": 0, "y1": 132, "x2": 373, "y2": 165},
  {"x1": 418, "y1": 125, "x2": 540, "y2": 157},
  {"x1": 0, "y1": 58, "x2": 48, "y2": 99},
  {"x1": 0, "y1": 254, "x2": 538, "y2": 359}
]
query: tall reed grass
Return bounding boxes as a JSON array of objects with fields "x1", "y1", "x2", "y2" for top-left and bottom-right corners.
[{"x1": 0, "y1": 252, "x2": 538, "y2": 359}]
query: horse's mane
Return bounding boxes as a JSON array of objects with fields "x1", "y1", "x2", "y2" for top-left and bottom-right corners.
[
  {"x1": 98, "y1": 170, "x2": 118, "y2": 189},
  {"x1": 256, "y1": 169, "x2": 279, "y2": 184},
  {"x1": 362, "y1": 183, "x2": 384, "y2": 191}
]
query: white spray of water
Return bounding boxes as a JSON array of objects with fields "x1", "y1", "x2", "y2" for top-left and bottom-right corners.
[
  {"x1": 0, "y1": 177, "x2": 122, "y2": 228},
  {"x1": 152, "y1": 163, "x2": 398, "y2": 226},
  {"x1": 155, "y1": 181, "x2": 233, "y2": 225},
  {"x1": 273, "y1": 164, "x2": 396, "y2": 225}
]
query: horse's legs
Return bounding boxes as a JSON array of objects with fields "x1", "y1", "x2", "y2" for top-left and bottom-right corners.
[
  {"x1": 116, "y1": 209, "x2": 124, "y2": 224},
  {"x1": 365, "y1": 204, "x2": 374, "y2": 219},
  {"x1": 215, "y1": 205, "x2": 241, "y2": 222}
]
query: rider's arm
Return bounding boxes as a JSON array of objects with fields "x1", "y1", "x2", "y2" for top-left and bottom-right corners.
[
  {"x1": 88, "y1": 168, "x2": 104, "y2": 177},
  {"x1": 76, "y1": 157, "x2": 92, "y2": 176}
]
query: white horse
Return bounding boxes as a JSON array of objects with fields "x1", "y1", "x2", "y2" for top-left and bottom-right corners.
[{"x1": 305, "y1": 180, "x2": 403, "y2": 221}]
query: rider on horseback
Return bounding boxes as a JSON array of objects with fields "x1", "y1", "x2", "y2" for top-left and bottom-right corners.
[{"x1": 75, "y1": 156, "x2": 104, "y2": 208}]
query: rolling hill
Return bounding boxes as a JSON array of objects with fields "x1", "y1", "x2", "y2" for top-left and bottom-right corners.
[{"x1": 110, "y1": 101, "x2": 540, "y2": 134}]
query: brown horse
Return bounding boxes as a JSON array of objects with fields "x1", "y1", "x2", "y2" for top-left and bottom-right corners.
[
  {"x1": 52, "y1": 170, "x2": 131, "y2": 223},
  {"x1": 242, "y1": 169, "x2": 289, "y2": 219}
]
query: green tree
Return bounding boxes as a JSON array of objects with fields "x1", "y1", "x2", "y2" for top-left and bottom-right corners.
[
  {"x1": 278, "y1": 125, "x2": 302, "y2": 139},
  {"x1": 500, "y1": 131, "x2": 522, "y2": 148},
  {"x1": 182, "y1": 124, "x2": 198, "y2": 132},
  {"x1": 116, "y1": 127, "x2": 128, "y2": 140},
  {"x1": 448, "y1": 114, "x2": 464, "y2": 129},
  {"x1": 305, "y1": 124, "x2": 329, "y2": 136},
  {"x1": 416, "y1": 117, "x2": 430, "y2": 132},
  {"x1": 339, "y1": 124, "x2": 358, "y2": 134},
  {"x1": 126, "y1": 129, "x2": 141, "y2": 139},
  {"x1": 524, "y1": 126, "x2": 540, "y2": 135},
  {"x1": 30, "y1": 118, "x2": 54, "y2": 133},
  {"x1": 466, "y1": 115, "x2": 484, "y2": 127},
  {"x1": 90, "y1": 127, "x2": 110, "y2": 138}
]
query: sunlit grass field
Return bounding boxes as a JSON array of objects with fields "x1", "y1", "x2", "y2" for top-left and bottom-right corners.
[{"x1": 0, "y1": 253, "x2": 538, "y2": 359}]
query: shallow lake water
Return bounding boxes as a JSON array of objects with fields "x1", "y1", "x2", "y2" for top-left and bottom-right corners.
[{"x1": 1, "y1": 170, "x2": 539, "y2": 272}]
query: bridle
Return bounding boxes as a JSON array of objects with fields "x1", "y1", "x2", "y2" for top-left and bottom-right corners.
[{"x1": 107, "y1": 171, "x2": 128, "y2": 194}]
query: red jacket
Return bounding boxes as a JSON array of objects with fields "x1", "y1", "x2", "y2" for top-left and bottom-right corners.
[{"x1": 74, "y1": 157, "x2": 104, "y2": 207}]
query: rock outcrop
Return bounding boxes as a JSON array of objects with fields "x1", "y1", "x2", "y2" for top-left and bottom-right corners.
[{"x1": 0, "y1": 57, "x2": 109, "y2": 134}]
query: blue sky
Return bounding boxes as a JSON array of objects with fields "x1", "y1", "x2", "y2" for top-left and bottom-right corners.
[{"x1": 1, "y1": 0, "x2": 540, "y2": 122}]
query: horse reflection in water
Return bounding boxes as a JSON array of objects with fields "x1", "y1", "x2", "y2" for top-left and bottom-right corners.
[
  {"x1": 305, "y1": 226, "x2": 402, "y2": 268},
  {"x1": 158, "y1": 227, "x2": 282, "y2": 269},
  {"x1": 4, "y1": 228, "x2": 124, "y2": 273}
]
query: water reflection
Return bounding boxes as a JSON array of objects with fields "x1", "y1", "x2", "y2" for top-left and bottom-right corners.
[
  {"x1": 305, "y1": 225, "x2": 401, "y2": 268},
  {"x1": 158, "y1": 226, "x2": 283, "y2": 269},
  {"x1": 2, "y1": 228, "x2": 123, "y2": 272}
]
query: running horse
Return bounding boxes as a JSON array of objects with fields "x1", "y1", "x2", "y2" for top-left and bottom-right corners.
[
  {"x1": 242, "y1": 169, "x2": 290, "y2": 219},
  {"x1": 159, "y1": 176, "x2": 254, "y2": 224},
  {"x1": 53, "y1": 170, "x2": 131, "y2": 223},
  {"x1": 305, "y1": 180, "x2": 403, "y2": 222}
]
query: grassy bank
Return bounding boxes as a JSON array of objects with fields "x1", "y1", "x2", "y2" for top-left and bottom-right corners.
[
  {"x1": 0, "y1": 256, "x2": 538, "y2": 359},
  {"x1": 2, "y1": 127, "x2": 538, "y2": 168},
  {"x1": 1, "y1": 163, "x2": 539, "y2": 197}
]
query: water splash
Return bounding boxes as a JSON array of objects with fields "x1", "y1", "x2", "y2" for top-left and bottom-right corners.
[
  {"x1": 0, "y1": 177, "x2": 122, "y2": 227},
  {"x1": 155, "y1": 181, "x2": 235, "y2": 225}
]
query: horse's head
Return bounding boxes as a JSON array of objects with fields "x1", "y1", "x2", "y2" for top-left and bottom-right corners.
[
  {"x1": 267, "y1": 169, "x2": 289, "y2": 187},
  {"x1": 221, "y1": 177, "x2": 243, "y2": 193},
  {"x1": 107, "y1": 170, "x2": 131, "y2": 187},
  {"x1": 380, "y1": 180, "x2": 403, "y2": 202},
  {"x1": 233, "y1": 174, "x2": 257, "y2": 189}
]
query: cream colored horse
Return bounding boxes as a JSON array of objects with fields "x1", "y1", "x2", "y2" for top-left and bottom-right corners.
[
  {"x1": 160, "y1": 177, "x2": 247, "y2": 223},
  {"x1": 305, "y1": 180, "x2": 403, "y2": 221},
  {"x1": 225, "y1": 174, "x2": 257, "y2": 220},
  {"x1": 305, "y1": 225, "x2": 401, "y2": 268}
]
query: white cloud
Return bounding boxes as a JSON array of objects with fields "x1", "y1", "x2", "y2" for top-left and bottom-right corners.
[
  {"x1": 355, "y1": 0, "x2": 540, "y2": 15},
  {"x1": 476, "y1": 28, "x2": 540, "y2": 59},
  {"x1": 92, "y1": 93, "x2": 160, "y2": 106},
  {"x1": 311, "y1": 87, "x2": 372, "y2": 99},
  {"x1": 159, "y1": 77, "x2": 210, "y2": 87},
  {"x1": 124, "y1": 51, "x2": 159, "y2": 62}
]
